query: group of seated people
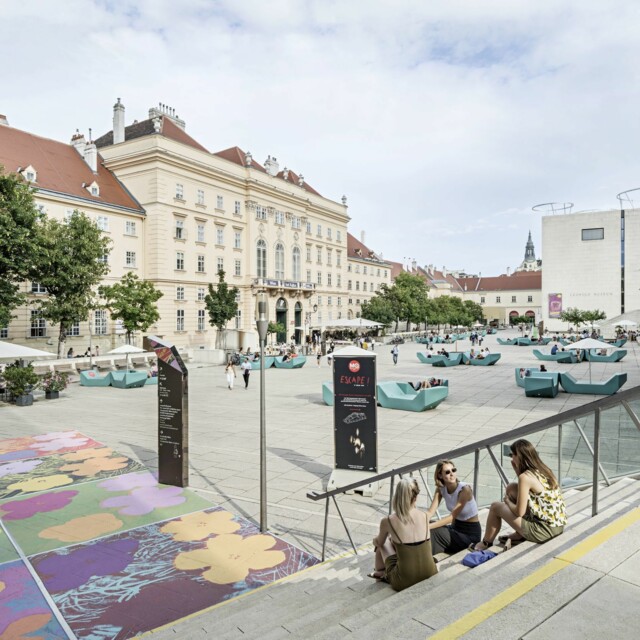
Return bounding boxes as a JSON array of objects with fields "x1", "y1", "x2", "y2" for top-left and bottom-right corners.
[
  {"x1": 467, "y1": 348, "x2": 490, "y2": 360},
  {"x1": 369, "y1": 440, "x2": 567, "y2": 591},
  {"x1": 409, "y1": 378, "x2": 444, "y2": 390}
]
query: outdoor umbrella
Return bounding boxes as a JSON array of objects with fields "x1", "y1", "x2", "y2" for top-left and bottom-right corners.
[
  {"x1": 108, "y1": 344, "x2": 144, "y2": 370},
  {"x1": 616, "y1": 320, "x2": 637, "y2": 327},
  {"x1": 566, "y1": 337, "x2": 620, "y2": 383},
  {"x1": 0, "y1": 340, "x2": 56, "y2": 361}
]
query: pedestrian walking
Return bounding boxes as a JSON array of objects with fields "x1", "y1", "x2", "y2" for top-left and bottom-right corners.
[
  {"x1": 225, "y1": 360, "x2": 236, "y2": 390},
  {"x1": 240, "y1": 358, "x2": 252, "y2": 389},
  {"x1": 391, "y1": 344, "x2": 399, "y2": 365}
]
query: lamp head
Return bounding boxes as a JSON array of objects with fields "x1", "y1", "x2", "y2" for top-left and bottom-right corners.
[{"x1": 255, "y1": 291, "x2": 268, "y2": 322}]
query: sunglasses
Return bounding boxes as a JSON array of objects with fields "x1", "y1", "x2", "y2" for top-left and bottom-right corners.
[{"x1": 443, "y1": 468, "x2": 457, "y2": 475}]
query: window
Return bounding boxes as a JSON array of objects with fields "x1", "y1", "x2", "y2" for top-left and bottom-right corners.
[
  {"x1": 31, "y1": 282, "x2": 47, "y2": 294},
  {"x1": 217, "y1": 257, "x2": 224, "y2": 272},
  {"x1": 68, "y1": 321, "x2": 80, "y2": 337},
  {"x1": 356, "y1": 282, "x2": 360, "y2": 291},
  {"x1": 327, "y1": 249, "x2": 332, "y2": 266},
  {"x1": 176, "y1": 252, "x2": 185, "y2": 270},
  {"x1": 30, "y1": 310, "x2": 46, "y2": 337},
  {"x1": 197, "y1": 189, "x2": 205, "y2": 205},
  {"x1": 292, "y1": 247, "x2": 301, "y2": 280},
  {"x1": 306, "y1": 221, "x2": 312, "y2": 233},
  {"x1": 64, "y1": 209, "x2": 74, "y2": 223},
  {"x1": 377, "y1": 268, "x2": 380, "y2": 277},
  {"x1": 235, "y1": 259, "x2": 241, "y2": 276},
  {"x1": 126, "y1": 251, "x2": 137, "y2": 268},
  {"x1": 25, "y1": 169, "x2": 36, "y2": 181},
  {"x1": 363, "y1": 282, "x2": 367, "y2": 292},
  {"x1": 176, "y1": 309, "x2": 185, "y2": 331},
  {"x1": 496, "y1": 296, "x2": 501, "y2": 303},
  {"x1": 175, "y1": 219, "x2": 185, "y2": 239},
  {"x1": 125, "y1": 220, "x2": 137, "y2": 236},
  {"x1": 511, "y1": 296, "x2": 517, "y2": 303},
  {"x1": 328, "y1": 296, "x2": 333, "y2": 306},
  {"x1": 217, "y1": 195, "x2": 224, "y2": 209},
  {"x1": 306, "y1": 245, "x2": 312, "y2": 262},
  {"x1": 256, "y1": 205, "x2": 267, "y2": 220},
  {"x1": 348, "y1": 264, "x2": 352, "y2": 272},
  {"x1": 96, "y1": 216, "x2": 109, "y2": 231},
  {"x1": 0, "y1": 327, "x2": 7, "y2": 339},
  {"x1": 336, "y1": 230, "x2": 341, "y2": 242},
  {"x1": 234, "y1": 200, "x2": 241, "y2": 215},
  {"x1": 327, "y1": 273, "x2": 332, "y2": 286},
  {"x1": 234, "y1": 231, "x2": 241, "y2": 249},
  {"x1": 306, "y1": 269, "x2": 311, "y2": 283},
  {"x1": 197, "y1": 224, "x2": 205, "y2": 243},
  {"x1": 235, "y1": 308, "x2": 242, "y2": 329},
  {"x1": 317, "y1": 296, "x2": 322, "y2": 305},
  {"x1": 275, "y1": 211, "x2": 284, "y2": 225},
  {"x1": 176, "y1": 286, "x2": 185, "y2": 301},
  {"x1": 257, "y1": 239, "x2": 267, "y2": 278},
  {"x1": 317, "y1": 271, "x2": 322, "y2": 285},
  {"x1": 94, "y1": 310, "x2": 107, "y2": 335},
  {"x1": 98, "y1": 252, "x2": 109, "y2": 265},
  {"x1": 198, "y1": 287, "x2": 206, "y2": 302},
  {"x1": 337, "y1": 251, "x2": 342, "y2": 267},
  {"x1": 528, "y1": 295, "x2": 533, "y2": 303},
  {"x1": 292, "y1": 216, "x2": 301, "y2": 229},
  {"x1": 363, "y1": 265, "x2": 367, "y2": 275},
  {"x1": 337, "y1": 274, "x2": 341, "y2": 287},
  {"x1": 197, "y1": 254, "x2": 205, "y2": 272},
  {"x1": 327, "y1": 228, "x2": 332, "y2": 240},
  {"x1": 175, "y1": 183, "x2": 184, "y2": 199},
  {"x1": 197, "y1": 309, "x2": 206, "y2": 331},
  {"x1": 582, "y1": 228, "x2": 604, "y2": 241},
  {"x1": 348, "y1": 298, "x2": 353, "y2": 305},
  {"x1": 317, "y1": 224, "x2": 322, "y2": 237},
  {"x1": 91, "y1": 185, "x2": 99, "y2": 196},
  {"x1": 355, "y1": 265, "x2": 360, "y2": 273},
  {"x1": 317, "y1": 247, "x2": 322, "y2": 264},
  {"x1": 216, "y1": 227, "x2": 224, "y2": 245},
  {"x1": 480, "y1": 296, "x2": 486, "y2": 304},
  {"x1": 348, "y1": 280, "x2": 352, "y2": 290},
  {"x1": 275, "y1": 243, "x2": 285, "y2": 279}
]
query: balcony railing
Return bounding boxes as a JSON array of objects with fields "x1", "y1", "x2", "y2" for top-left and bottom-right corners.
[{"x1": 252, "y1": 278, "x2": 315, "y2": 291}]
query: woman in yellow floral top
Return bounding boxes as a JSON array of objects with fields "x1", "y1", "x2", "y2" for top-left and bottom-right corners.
[{"x1": 473, "y1": 439, "x2": 567, "y2": 550}]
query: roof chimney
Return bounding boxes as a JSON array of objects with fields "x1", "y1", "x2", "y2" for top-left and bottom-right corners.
[
  {"x1": 245, "y1": 151, "x2": 253, "y2": 167},
  {"x1": 360, "y1": 230, "x2": 365, "y2": 245},
  {"x1": 342, "y1": 195, "x2": 347, "y2": 205},
  {"x1": 264, "y1": 155, "x2": 279, "y2": 177},
  {"x1": 298, "y1": 173, "x2": 305, "y2": 187},
  {"x1": 0, "y1": 114, "x2": 8, "y2": 126},
  {"x1": 442, "y1": 266, "x2": 447, "y2": 277},
  {"x1": 83, "y1": 132, "x2": 98, "y2": 173},
  {"x1": 412, "y1": 259, "x2": 417, "y2": 271},
  {"x1": 113, "y1": 98, "x2": 125, "y2": 144},
  {"x1": 71, "y1": 130, "x2": 86, "y2": 156},
  {"x1": 506, "y1": 267, "x2": 511, "y2": 276},
  {"x1": 148, "y1": 102, "x2": 186, "y2": 130}
]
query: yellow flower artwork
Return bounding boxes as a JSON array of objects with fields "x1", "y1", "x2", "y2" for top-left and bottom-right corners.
[
  {"x1": 39, "y1": 513, "x2": 123, "y2": 542},
  {"x1": 61, "y1": 447, "x2": 114, "y2": 462},
  {"x1": 6, "y1": 474, "x2": 74, "y2": 494},
  {"x1": 0, "y1": 579, "x2": 5, "y2": 592},
  {"x1": 161, "y1": 510, "x2": 240, "y2": 542},
  {"x1": 60, "y1": 455, "x2": 129, "y2": 477},
  {"x1": 174, "y1": 533, "x2": 285, "y2": 584}
]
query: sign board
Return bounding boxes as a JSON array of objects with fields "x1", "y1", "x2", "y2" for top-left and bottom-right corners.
[
  {"x1": 548, "y1": 293, "x2": 563, "y2": 319},
  {"x1": 144, "y1": 335, "x2": 189, "y2": 487},
  {"x1": 333, "y1": 354, "x2": 377, "y2": 472}
]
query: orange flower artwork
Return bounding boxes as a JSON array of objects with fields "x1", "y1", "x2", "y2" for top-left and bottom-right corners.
[
  {"x1": 2, "y1": 613, "x2": 52, "y2": 640},
  {"x1": 39, "y1": 513, "x2": 123, "y2": 543},
  {"x1": 161, "y1": 510, "x2": 240, "y2": 542},
  {"x1": 6, "y1": 474, "x2": 74, "y2": 494},
  {"x1": 60, "y1": 447, "x2": 114, "y2": 462},
  {"x1": 60, "y1": 455, "x2": 129, "y2": 478},
  {"x1": 174, "y1": 533, "x2": 285, "y2": 584}
]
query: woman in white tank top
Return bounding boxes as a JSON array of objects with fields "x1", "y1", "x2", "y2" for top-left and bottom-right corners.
[{"x1": 427, "y1": 459, "x2": 482, "y2": 556}]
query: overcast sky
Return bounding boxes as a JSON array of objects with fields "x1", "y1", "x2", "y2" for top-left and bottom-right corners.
[{"x1": 2, "y1": 1, "x2": 639, "y2": 275}]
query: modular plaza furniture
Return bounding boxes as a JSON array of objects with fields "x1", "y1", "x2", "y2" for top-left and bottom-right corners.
[
  {"x1": 524, "y1": 372, "x2": 561, "y2": 398},
  {"x1": 273, "y1": 355, "x2": 307, "y2": 369},
  {"x1": 376, "y1": 381, "x2": 448, "y2": 412},
  {"x1": 461, "y1": 352, "x2": 501, "y2": 365},
  {"x1": 605, "y1": 338, "x2": 627, "y2": 347},
  {"x1": 80, "y1": 370, "x2": 155, "y2": 388},
  {"x1": 514, "y1": 368, "x2": 628, "y2": 396},
  {"x1": 497, "y1": 337, "x2": 518, "y2": 346},
  {"x1": 416, "y1": 352, "x2": 464, "y2": 367},
  {"x1": 533, "y1": 349, "x2": 579, "y2": 363},
  {"x1": 558, "y1": 372, "x2": 628, "y2": 395},
  {"x1": 584, "y1": 349, "x2": 627, "y2": 362}
]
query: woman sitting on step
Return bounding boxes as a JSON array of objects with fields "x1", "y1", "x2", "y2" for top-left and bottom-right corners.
[
  {"x1": 427, "y1": 460, "x2": 482, "y2": 556},
  {"x1": 473, "y1": 439, "x2": 567, "y2": 550},
  {"x1": 369, "y1": 477, "x2": 437, "y2": 590}
]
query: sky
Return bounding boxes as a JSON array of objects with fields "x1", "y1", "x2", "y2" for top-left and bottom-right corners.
[{"x1": 2, "y1": 0, "x2": 640, "y2": 276}]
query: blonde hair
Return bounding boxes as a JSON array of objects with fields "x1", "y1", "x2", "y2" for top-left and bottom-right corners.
[
  {"x1": 433, "y1": 459, "x2": 456, "y2": 488},
  {"x1": 392, "y1": 477, "x2": 420, "y2": 524}
]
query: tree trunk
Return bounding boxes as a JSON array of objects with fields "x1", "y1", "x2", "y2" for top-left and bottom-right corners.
[{"x1": 57, "y1": 323, "x2": 67, "y2": 358}]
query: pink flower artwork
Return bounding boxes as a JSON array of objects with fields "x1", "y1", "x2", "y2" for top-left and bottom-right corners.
[
  {"x1": 31, "y1": 434, "x2": 90, "y2": 453},
  {"x1": 0, "y1": 459, "x2": 43, "y2": 478},
  {"x1": 0, "y1": 490, "x2": 78, "y2": 521},
  {"x1": 100, "y1": 486, "x2": 186, "y2": 516},
  {"x1": 98, "y1": 471, "x2": 158, "y2": 493}
]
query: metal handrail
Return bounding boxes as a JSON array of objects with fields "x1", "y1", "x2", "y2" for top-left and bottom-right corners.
[{"x1": 307, "y1": 384, "x2": 640, "y2": 560}]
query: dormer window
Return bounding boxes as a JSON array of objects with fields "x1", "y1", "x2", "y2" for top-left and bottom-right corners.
[
  {"x1": 85, "y1": 181, "x2": 100, "y2": 197},
  {"x1": 21, "y1": 165, "x2": 37, "y2": 182}
]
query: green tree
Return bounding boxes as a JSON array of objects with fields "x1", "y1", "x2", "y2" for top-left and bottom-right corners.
[
  {"x1": 360, "y1": 296, "x2": 395, "y2": 327},
  {"x1": 267, "y1": 321, "x2": 285, "y2": 344},
  {"x1": 0, "y1": 169, "x2": 45, "y2": 327},
  {"x1": 99, "y1": 272, "x2": 163, "y2": 345},
  {"x1": 582, "y1": 309, "x2": 607, "y2": 326},
  {"x1": 204, "y1": 270, "x2": 239, "y2": 348},
  {"x1": 462, "y1": 300, "x2": 484, "y2": 323},
  {"x1": 509, "y1": 314, "x2": 531, "y2": 326},
  {"x1": 559, "y1": 307, "x2": 585, "y2": 330},
  {"x1": 33, "y1": 211, "x2": 111, "y2": 356},
  {"x1": 373, "y1": 272, "x2": 430, "y2": 331}
]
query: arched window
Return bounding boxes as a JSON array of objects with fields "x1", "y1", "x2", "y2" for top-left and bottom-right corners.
[
  {"x1": 275, "y1": 243, "x2": 285, "y2": 279},
  {"x1": 256, "y1": 239, "x2": 267, "y2": 278},
  {"x1": 292, "y1": 246, "x2": 301, "y2": 281}
]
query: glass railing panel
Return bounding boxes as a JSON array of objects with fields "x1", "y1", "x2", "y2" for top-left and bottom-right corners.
[
  {"x1": 473, "y1": 446, "x2": 506, "y2": 509},
  {"x1": 560, "y1": 414, "x2": 596, "y2": 488},
  {"x1": 599, "y1": 401, "x2": 640, "y2": 479}
]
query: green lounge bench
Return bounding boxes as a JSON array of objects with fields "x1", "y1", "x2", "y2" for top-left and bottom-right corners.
[
  {"x1": 110, "y1": 371, "x2": 148, "y2": 389},
  {"x1": 274, "y1": 355, "x2": 307, "y2": 369},
  {"x1": 145, "y1": 375, "x2": 158, "y2": 385},
  {"x1": 559, "y1": 372, "x2": 627, "y2": 395},
  {"x1": 514, "y1": 368, "x2": 558, "y2": 388},
  {"x1": 322, "y1": 381, "x2": 334, "y2": 406},
  {"x1": 605, "y1": 338, "x2": 627, "y2": 347},
  {"x1": 253, "y1": 356, "x2": 276, "y2": 368},
  {"x1": 377, "y1": 382, "x2": 448, "y2": 412},
  {"x1": 532, "y1": 349, "x2": 577, "y2": 363},
  {"x1": 497, "y1": 338, "x2": 518, "y2": 346},
  {"x1": 584, "y1": 349, "x2": 627, "y2": 363},
  {"x1": 80, "y1": 370, "x2": 112, "y2": 387},
  {"x1": 417, "y1": 352, "x2": 442, "y2": 364},
  {"x1": 523, "y1": 373, "x2": 560, "y2": 398},
  {"x1": 462, "y1": 352, "x2": 501, "y2": 366},
  {"x1": 431, "y1": 353, "x2": 464, "y2": 367}
]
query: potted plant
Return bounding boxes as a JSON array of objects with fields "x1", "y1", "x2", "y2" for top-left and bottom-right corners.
[
  {"x1": 41, "y1": 371, "x2": 69, "y2": 400},
  {"x1": 3, "y1": 361, "x2": 40, "y2": 406}
]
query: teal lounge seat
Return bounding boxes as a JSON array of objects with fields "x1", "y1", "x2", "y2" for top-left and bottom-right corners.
[
  {"x1": 377, "y1": 382, "x2": 448, "y2": 412},
  {"x1": 465, "y1": 353, "x2": 501, "y2": 366},
  {"x1": 523, "y1": 373, "x2": 560, "y2": 398},
  {"x1": 605, "y1": 338, "x2": 627, "y2": 347},
  {"x1": 497, "y1": 338, "x2": 518, "y2": 346},
  {"x1": 322, "y1": 381, "x2": 334, "y2": 406},
  {"x1": 80, "y1": 370, "x2": 112, "y2": 387},
  {"x1": 253, "y1": 356, "x2": 275, "y2": 368},
  {"x1": 274, "y1": 355, "x2": 307, "y2": 369},
  {"x1": 145, "y1": 375, "x2": 158, "y2": 385},
  {"x1": 585, "y1": 349, "x2": 627, "y2": 363},
  {"x1": 110, "y1": 371, "x2": 148, "y2": 389},
  {"x1": 532, "y1": 349, "x2": 577, "y2": 363},
  {"x1": 417, "y1": 352, "x2": 441, "y2": 364},
  {"x1": 431, "y1": 353, "x2": 464, "y2": 367},
  {"x1": 514, "y1": 368, "x2": 558, "y2": 389},
  {"x1": 515, "y1": 337, "x2": 534, "y2": 346},
  {"x1": 559, "y1": 372, "x2": 627, "y2": 395}
]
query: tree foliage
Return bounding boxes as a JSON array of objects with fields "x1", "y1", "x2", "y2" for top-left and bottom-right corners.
[
  {"x1": 204, "y1": 270, "x2": 239, "y2": 347},
  {"x1": 0, "y1": 169, "x2": 45, "y2": 327},
  {"x1": 33, "y1": 211, "x2": 111, "y2": 356},
  {"x1": 509, "y1": 314, "x2": 531, "y2": 326},
  {"x1": 99, "y1": 272, "x2": 163, "y2": 344},
  {"x1": 559, "y1": 307, "x2": 606, "y2": 329}
]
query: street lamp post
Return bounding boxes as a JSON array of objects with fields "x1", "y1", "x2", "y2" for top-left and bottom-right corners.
[
  {"x1": 305, "y1": 303, "x2": 318, "y2": 354},
  {"x1": 255, "y1": 291, "x2": 269, "y2": 532}
]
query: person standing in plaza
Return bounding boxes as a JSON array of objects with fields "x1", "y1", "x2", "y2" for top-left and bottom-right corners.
[
  {"x1": 240, "y1": 357, "x2": 252, "y2": 389},
  {"x1": 391, "y1": 344, "x2": 399, "y2": 365},
  {"x1": 225, "y1": 360, "x2": 236, "y2": 390}
]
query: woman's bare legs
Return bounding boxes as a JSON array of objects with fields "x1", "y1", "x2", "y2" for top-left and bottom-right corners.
[
  {"x1": 373, "y1": 536, "x2": 396, "y2": 575},
  {"x1": 474, "y1": 498, "x2": 525, "y2": 550}
]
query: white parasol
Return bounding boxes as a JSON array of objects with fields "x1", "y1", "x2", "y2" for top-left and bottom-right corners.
[
  {"x1": 567, "y1": 337, "x2": 620, "y2": 383},
  {"x1": 616, "y1": 320, "x2": 637, "y2": 327},
  {"x1": 0, "y1": 340, "x2": 56, "y2": 361},
  {"x1": 108, "y1": 344, "x2": 144, "y2": 370}
]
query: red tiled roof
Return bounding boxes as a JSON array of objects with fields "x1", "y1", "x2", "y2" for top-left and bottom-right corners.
[
  {"x1": 347, "y1": 233, "x2": 385, "y2": 262},
  {"x1": 456, "y1": 272, "x2": 542, "y2": 292},
  {"x1": 387, "y1": 260, "x2": 405, "y2": 280},
  {"x1": 0, "y1": 125, "x2": 143, "y2": 212}
]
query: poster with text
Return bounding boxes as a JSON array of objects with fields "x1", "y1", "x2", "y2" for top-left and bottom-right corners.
[
  {"x1": 333, "y1": 356, "x2": 377, "y2": 472},
  {"x1": 548, "y1": 293, "x2": 563, "y2": 319}
]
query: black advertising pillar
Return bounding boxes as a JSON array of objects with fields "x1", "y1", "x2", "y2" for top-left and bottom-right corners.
[
  {"x1": 333, "y1": 354, "x2": 377, "y2": 473},
  {"x1": 144, "y1": 335, "x2": 189, "y2": 487}
]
